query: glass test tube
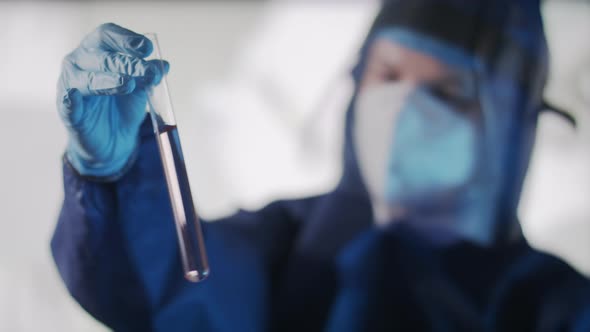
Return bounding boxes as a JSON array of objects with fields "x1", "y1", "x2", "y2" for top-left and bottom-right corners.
[{"x1": 144, "y1": 33, "x2": 209, "y2": 282}]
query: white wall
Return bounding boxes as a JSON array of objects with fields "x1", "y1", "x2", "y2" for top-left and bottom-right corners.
[{"x1": 519, "y1": 1, "x2": 590, "y2": 275}]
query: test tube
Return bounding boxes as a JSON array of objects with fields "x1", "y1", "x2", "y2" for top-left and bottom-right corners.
[{"x1": 144, "y1": 33, "x2": 209, "y2": 282}]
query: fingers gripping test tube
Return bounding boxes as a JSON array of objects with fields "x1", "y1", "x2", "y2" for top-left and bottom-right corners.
[{"x1": 144, "y1": 33, "x2": 209, "y2": 282}]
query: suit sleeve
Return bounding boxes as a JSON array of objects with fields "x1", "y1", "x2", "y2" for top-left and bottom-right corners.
[{"x1": 51, "y1": 118, "x2": 299, "y2": 332}]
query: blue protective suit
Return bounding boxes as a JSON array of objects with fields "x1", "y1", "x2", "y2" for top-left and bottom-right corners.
[{"x1": 51, "y1": 0, "x2": 590, "y2": 331}]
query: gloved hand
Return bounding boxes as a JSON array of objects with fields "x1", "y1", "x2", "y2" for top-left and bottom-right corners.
[{"x1": 57, "y1": 23, "x2": 169, "y2": 180}]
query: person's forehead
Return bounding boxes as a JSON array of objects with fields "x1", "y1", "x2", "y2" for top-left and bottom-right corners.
[
  {"x1": 374, "y1": 27, "x2": 479, "y2": 71},
  {"x1": 369, "y1": 38, "x2": 452, "y2": 81}
]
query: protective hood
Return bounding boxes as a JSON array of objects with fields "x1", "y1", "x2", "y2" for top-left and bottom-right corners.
[{"x1": 336, "y1": 0, "x2": 550, "y2": 244}]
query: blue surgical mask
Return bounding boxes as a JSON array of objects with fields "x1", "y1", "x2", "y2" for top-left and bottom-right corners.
[
  {"x1": 386, "y1": 87, "x2": 478, "y2": 204},
  {"x1": 354, "y1": 82, "x2": 497, "y2": 245}
]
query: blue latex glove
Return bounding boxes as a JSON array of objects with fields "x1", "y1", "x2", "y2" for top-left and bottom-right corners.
[{"x1": 57, "y1": 23, "x2": 169, "y2": 180}]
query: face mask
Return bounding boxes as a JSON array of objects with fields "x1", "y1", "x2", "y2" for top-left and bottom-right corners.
[
  {"x1": 385, "y1": 87, "x2": 479, "y2": 204},
  {"x1": 353, "y1": 83, "x2": 412, "y2": 224},
  {"x1": 353, "y1": 82, "x2": 494, "y2": 244}
]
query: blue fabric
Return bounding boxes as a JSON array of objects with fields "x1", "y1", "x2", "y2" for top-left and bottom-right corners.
[{"x1": 326, "y1": 223, "x2": 590, "y2": 332}]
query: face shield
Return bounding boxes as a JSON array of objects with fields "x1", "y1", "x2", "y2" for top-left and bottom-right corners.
[{"x1": 346, "y1": 0, "x2": 550, "y2": 246}]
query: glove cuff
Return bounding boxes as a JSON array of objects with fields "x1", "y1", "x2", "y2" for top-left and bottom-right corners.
[{"x1": 64, "y1": 143, "x2": 140, "y2": 183}]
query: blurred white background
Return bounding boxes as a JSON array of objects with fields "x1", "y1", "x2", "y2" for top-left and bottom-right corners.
[{"x1": 0, "y1": 1, "x2": 588, "y2": 331}]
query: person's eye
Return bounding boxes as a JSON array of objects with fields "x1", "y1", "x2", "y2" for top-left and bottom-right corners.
[
  {"x1": 427, "y1": 83, "x2": 475, "y2": 108},
  {"x1": 383, "y1": 70, "x2": 399, "y2": 82}
]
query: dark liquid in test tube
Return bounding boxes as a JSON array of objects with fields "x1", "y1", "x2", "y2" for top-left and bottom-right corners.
[{"x1": 156, "y1": 125, "x2": 209, "y2": 282}]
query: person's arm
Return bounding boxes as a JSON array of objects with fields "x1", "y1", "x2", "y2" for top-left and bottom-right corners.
[
  {"x1": 51, "y1": 117, "x2": 155, "y2": 331},
  {"x1": 52, "y1": 117, "x2": 300, "y2": 331},
  {"x1": 52, "y1": 22, "x2": 306, "y2": 331}
]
